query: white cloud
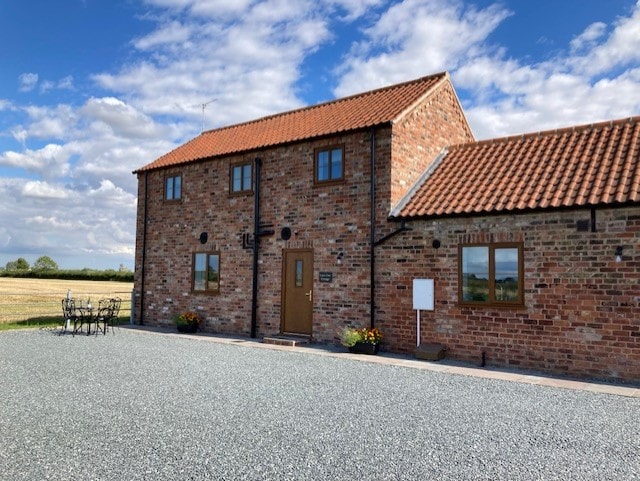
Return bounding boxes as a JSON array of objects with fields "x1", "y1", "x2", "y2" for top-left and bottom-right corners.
[
  {"x1": 38, "y1": 76, "x2": 74, "y2": 94},
  {"x1": 133, "y1": 20, "x2": 193, "y2": 50},
  {"x1": 40, "y1": 80, "x2": 56, "y2": 94},
  {"x1": 0, "y1": 174, "x2": 137, "y2": 267},
  {"x1": 331, "y1": 0, "x2": 640, "y2": 139},
  {"x1": 0, "y1": 99, "x2": 14, "y2": 111},
  {"x1": 452, "y1": 2, "x2": 640, "y2": 138},
  {"x1": 23, "y1": 104, "x2": 78, "y2": 140},
  {"x1": 333, "y1": 0, "x2": 511, "y2": 96},
  {"x1": 143, "y1": 0, "x2": 253, "y2": 17},
  {"x1": 328, "y1": 0, "x2": 385, "y2": 21},
  {"x1": 570, "y1": 3, "x2": 640, "y2": 76},
  {"x1": 18, "y1": 73, "x2": 39, "y2": 92},
  {"x1": 0, "y1": 226, "x2": 10, "y2": 248},
  {"x1": 11, "y1": 128, "x2": 28, "y2": 146},
  {"x1": 58, "y1": 76, "x2": 74, "y2": 90},
  {"x1": 570, "y1": 22, "x2": 607, "y2": 53},
  {"x1": 0, "y1": 144, "x2": 70, "y2": 175},
  {"x1": 80, "y1": 97, "x2": 166, "y2": 139},
  {"x1": 93, "y1": 0, "x2": 333, "y2": 128},
  {"x1": 22, "y1": 181, "x2": 69, "y2": 199}
]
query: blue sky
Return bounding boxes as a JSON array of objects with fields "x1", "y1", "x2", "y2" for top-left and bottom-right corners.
[{"x1": 1, "y1": 0, "x2": 639, "y2": 270}]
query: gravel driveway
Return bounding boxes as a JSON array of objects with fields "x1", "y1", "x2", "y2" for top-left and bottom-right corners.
[{"x1": 0, "y1": 328, "x2": 638, "y2": 480}]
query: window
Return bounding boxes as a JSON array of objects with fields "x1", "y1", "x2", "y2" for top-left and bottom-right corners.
[
  {"x1": 193, "y1": 252, "x2": 220, "y2": 293},
  {"x1": 459, "y1": 243, "x2": 523, "y2": 305},
  {"x1": 315, "y1": 146, "x2": 344, "y2": 183},
  {"x1": 231, "y1": 163, "x2": 252, "y2": 193},
  {"x1": 165, "y1": 175, "x2": 182, "y2": 201},
  {"x1": 295, "y1": 259, "x2": 303, "y2": 287}
]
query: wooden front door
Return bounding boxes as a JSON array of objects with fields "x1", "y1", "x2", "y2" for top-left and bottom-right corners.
[{"x1": 281, "y1": 249, "x2": 313, "y2": 335}]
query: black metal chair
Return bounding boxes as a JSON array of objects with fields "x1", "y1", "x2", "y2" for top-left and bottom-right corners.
[
  {"x1": 95, "y1": 299, "x2": 111, "y2": 335},
  {"x1": 61, "y1": 298, "x2": 82, "y2": 336},
  {"x1": 110, "y1": 297, "x2": 121, "y2": 330},
  {"x1": 96, "y1": 297, "x2": 122, "y2": 335}
]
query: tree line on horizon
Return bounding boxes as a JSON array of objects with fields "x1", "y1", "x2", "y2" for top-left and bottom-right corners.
[{"x1": 1, "y1": 256, "x2": 133, "y2": 282}]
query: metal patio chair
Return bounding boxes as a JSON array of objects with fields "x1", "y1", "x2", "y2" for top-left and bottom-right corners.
[
  {"x1": 94, "y1": 299, "x2": 111, "y2": 335},
  {"x1": 96, "y1": 297, "x2": 122, "y2": 335},
  {"x1": 61, "y1": 298, "x2": 82, "y2": 336}
]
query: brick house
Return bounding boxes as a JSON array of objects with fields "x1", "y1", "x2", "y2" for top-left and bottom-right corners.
[{"x1": 133, "y1": 72, "x2": 639, "y2": 382}]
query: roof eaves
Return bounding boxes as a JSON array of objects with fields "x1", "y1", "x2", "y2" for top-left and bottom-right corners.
[
  {"x1": 389, "y1": 148, "x2": 449, "y2": 218},
  {"x1": 394, "y1": 198, "x2": 640, "y2": 223}
]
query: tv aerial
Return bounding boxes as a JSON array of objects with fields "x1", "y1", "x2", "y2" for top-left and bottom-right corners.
[{"x1": 200, "y1": 98, "x2": 217, "y2": 133}]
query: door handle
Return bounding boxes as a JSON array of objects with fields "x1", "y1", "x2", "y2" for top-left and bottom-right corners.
[{"x1": 305, "y1": 290, "x2": 312, "y2": 302}]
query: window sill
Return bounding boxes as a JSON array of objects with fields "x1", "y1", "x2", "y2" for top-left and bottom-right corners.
[{"x1": 458, "y1": 302, "x2": 526, "y2": 310}]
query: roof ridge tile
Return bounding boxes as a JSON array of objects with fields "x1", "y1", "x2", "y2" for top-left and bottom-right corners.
[
  {"x1": 450, "y1": 115, "x2": 640, "y2": 151},
  {"x1": 202, "y1": 75, "x2": 443, "y2": 136}
]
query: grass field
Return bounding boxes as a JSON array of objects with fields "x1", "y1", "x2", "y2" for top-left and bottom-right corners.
[{"x1": 0, "y1": 277, "x2": 133, "y2": 328}]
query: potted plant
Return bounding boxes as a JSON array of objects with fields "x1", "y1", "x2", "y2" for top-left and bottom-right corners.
[
  {"x1": 174, "y1": 311, "x2": 202, "y2": 333},
  {"x1": 340, "y1": 326, "x2": 383, "y2": 355}
]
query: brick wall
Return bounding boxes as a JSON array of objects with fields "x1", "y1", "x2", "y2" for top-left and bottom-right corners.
[{"x1": 375, "y1": 207, "x2": 640, "y2": 382}]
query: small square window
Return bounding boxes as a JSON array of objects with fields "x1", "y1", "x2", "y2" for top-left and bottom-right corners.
[
  {"x1": 315, "y1": 147, "x2": 344, "y2": 184},
  {"x1": 231, "y1": 163, "x2": 253, "y2": 193},
  {"x1": 165, "y1": 175, "x2": 182, "y2": 201}
]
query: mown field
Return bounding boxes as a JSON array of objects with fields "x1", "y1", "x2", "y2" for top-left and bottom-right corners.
[{"x1": 0, "y1": 277, "x2": 133, "y2": 327}]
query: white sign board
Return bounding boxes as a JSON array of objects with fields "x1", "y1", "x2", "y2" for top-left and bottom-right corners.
[{"x1": 413, "y1": 279, "x2": 434, "y2": 311}]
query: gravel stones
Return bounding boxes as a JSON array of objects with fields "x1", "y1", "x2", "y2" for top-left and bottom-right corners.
[{"x1": 0, "y1": 329, "x2": 638, "y2": 480}]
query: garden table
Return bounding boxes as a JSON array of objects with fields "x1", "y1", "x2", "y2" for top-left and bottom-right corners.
[{"x1": 74, "y1": 305, "x2": 96, "y2": 335}]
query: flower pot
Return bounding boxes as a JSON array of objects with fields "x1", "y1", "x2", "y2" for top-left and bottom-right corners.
[
  {"x1": 348, "y1": 342, "x2": 380, "y2": 355},
  {"x1": 177, "y1": 323, "x2": 198, "y2": 333}
]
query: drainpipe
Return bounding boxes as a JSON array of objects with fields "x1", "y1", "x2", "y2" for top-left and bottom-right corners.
[
  {"x1": 370, "y1": 127, "x2": 376, "y2": 330},
  {"x1": 138, "y1": 171, "x2": 148, "y2": 326},
  {"x1": 250, "y1": 157, "x2": 262, "y2": 338},
  {"x1": 373, "y1": 220, "x2": 411, "y2": 247}
]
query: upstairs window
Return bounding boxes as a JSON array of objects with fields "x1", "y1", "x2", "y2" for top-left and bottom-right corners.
[
  {"x1": 315, "y1": 146, "x2": 344, "y2": 184},
  {"x1": 193, "y1": 252, "x2": 220, "y2": 293},
  {"x1": 459, "y1": 243, "x2": 523, "y2": 306},
  {"x1": 165, "y1": 175, "x2": 182, "y2": 201},
  {"x1": 230, "y1": 163, "x2": 253, "y2": 193}
]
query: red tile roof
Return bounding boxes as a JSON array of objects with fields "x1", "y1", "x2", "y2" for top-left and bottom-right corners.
[
  {"x1": 393, "y1": 116, "x2": 640, "y2": 218},
  {"x1": 135, "y1": 72, "x2": 449, "y2": 173}
]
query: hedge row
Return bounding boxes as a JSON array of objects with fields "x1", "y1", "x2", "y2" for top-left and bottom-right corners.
[{"x1": 0, "y1": 269, "x2": 133, "y2": 282}]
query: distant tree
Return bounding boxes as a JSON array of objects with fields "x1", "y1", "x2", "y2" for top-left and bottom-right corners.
[
  {"x1": 33, "y1": 255, "x2": 58, "y2": 271},
  {"x1": 5, "y1": 258, "x2": 30, "y2": 271}
]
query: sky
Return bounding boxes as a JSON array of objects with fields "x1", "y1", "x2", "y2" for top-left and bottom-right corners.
[{"x1": 1, "y1": 0, "x2": 639, "y2": 270}]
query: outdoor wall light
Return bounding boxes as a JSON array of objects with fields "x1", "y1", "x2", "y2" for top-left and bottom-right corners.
[
  {"x1": 199, "y1": 232, "x2": 208, "y2": 244},
  {"x1": 432, "y1": 239, "x2": 441, "y2": 249},
  {"x1": 280, "y1": 227, "x2": 292, "y2": 241},
  {"x1": 615, "y1": 245, "x2": 624, "y2": 262},
  {"x1": 337, "y1": 251, "x2": 345, "y2": 263}
]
